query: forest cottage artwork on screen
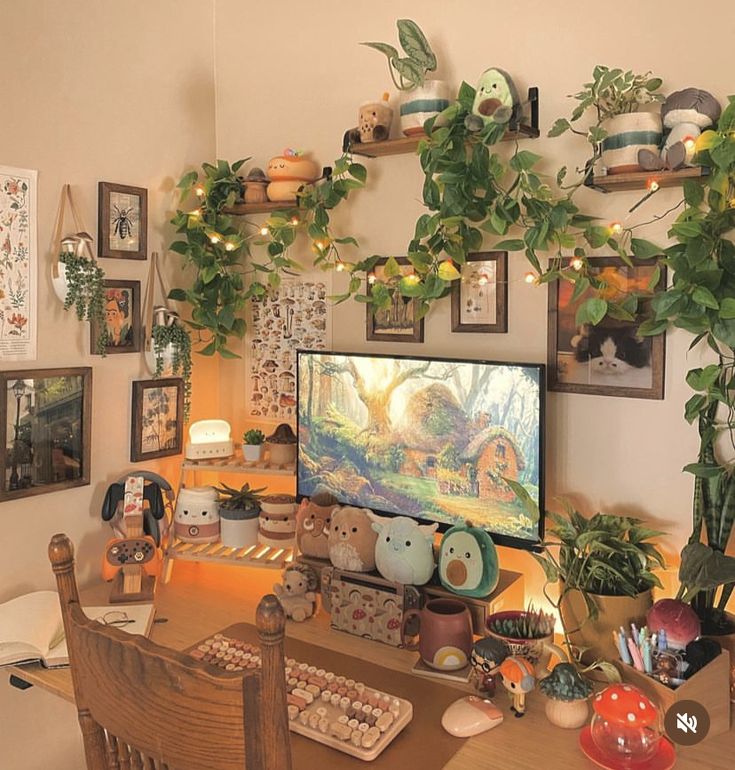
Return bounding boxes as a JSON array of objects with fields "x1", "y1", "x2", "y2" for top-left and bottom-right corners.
[{"x1": 297, "y1": 351, "x2": 543, "y2": 545}]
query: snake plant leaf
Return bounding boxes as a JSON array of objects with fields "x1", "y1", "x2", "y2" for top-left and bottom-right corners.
[{"x1": 397, "y1": 19, "x2": 436, "y2": 71}]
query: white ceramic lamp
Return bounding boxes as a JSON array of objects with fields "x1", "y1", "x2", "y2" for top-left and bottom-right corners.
[{"x1": 185, "y1": 419, "x2": 234, "y2": 460}]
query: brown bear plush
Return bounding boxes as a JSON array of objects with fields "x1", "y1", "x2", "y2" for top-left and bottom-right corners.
[
  {"x1": 328, "y1": 506, "x2": 378, "y2": 572},
  {"x1": 296, "y1": 491, "x2": 338, "y2": 560}
]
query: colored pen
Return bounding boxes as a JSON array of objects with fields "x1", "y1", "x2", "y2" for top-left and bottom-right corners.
[
  {"x1": 642, "y1": 639, "x2": 652, "y2": 674},
  {"x1": 615, "y1": 630, "x2": 633, "y2": 665},
  {"x1": 628, "y1": 638, "x2": 644, "y2": 671}
]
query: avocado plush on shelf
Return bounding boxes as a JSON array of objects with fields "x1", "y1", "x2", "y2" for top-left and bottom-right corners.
[
  {"x1": 438, "y1": 521, "x2": 499, "y2": 597},
  {"x1": 466, "y1": 67, "x2": 521, "y2": 132}
]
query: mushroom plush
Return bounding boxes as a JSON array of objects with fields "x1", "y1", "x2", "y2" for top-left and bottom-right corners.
[{"x1": 639, "y1": 88, "x2": 721, "y2": 171}]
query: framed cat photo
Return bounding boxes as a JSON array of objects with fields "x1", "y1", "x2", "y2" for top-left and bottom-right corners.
[
  {"x1": 451, "y1": 251, "x2": 508, "y2": 333},
  {"x1": 98, "y1": 181, "x2": 147, "y2": 260},
  {"x1": 366, "y1": 257, "x2": 424, "y2": 343},
  {"x1": 547, "y1": 257, "x2": 666, "y2": 400}
]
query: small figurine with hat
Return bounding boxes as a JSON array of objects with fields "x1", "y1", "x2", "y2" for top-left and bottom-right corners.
[
  {"x1": 499, "y1": 655, "x2": 535, "y2": 717},
  {"x1": 470, "y1": 636, "x2": 509, "y2": 697}
]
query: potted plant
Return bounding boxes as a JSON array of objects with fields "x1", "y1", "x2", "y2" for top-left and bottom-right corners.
[
  {"x1": 216, "y1": 482, "x2": 265, "y2": 549},
  {"x1": 53, "y1": 233, "x2": 106, "y2": 331},
  {"x1": 146, "y1": 307, "x2": 192, "y2": 421},
  {"x1": 550, "y1": 65, "x2": 664, "y2": 175},
  {"x1": 486, "y1": 604, "x2": 566, "y2": 679},
  {"x1": 242, "y1": 428, "x2": 266, "y2": 462},
  {"x1": 266, "y1": 423, "x2": 297, "y2": 466},
  {"x1": 533, "y1": 503, "x2": 666, "y2": 665},
  {"x1": 539, "y1": 662, "x2": 593, "y2": 729},
  {"x1": 361, "y1": 19, "x2": 449, "y2": 137}
]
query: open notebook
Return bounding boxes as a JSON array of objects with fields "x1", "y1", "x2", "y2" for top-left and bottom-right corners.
[{"x1": 0, "y1": 590, "x2": 155, "y2": 669}]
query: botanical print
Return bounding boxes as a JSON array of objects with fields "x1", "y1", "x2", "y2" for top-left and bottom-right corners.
[
  {"x1": 0, "y1": 166, "x2": 37, "y2": 361},
  {"x1": 108, "y1": 190, "x2": 140, "y2": 252},
  {"x1": 247, "y1": 280, "x2": 330, "y2": 422},
  {"x1": 460, "y1": 259, "x2": 497, "y2": 325},
  {"x1": 140, "y1": 385, "x2": 179, "y2": 453}
]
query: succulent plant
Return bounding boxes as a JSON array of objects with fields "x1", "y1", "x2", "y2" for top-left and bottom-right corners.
[
  {"x1": 216, "y1": 482, "x2": 266, "y2": 511},
  {"x1": 243, "y1": 429, "x2": 266, "y2": 445},
  {"x1": 539, "y1": 663, "x2": 593, "y2": 702},
  {"x1": 489, "y1": 604, "x2": 556, "y2": 640}
]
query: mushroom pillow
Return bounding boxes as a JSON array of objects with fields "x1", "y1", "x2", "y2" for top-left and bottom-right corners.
[
  {"x1": 438, "y1": 522, "x2": 499, "y2": 598},
  {"x1": 369, "y1": 513, "x2": 438, "y2": 585},
  {"x1": 328, "y1": 506, "x2": 378, "y2": 573}
]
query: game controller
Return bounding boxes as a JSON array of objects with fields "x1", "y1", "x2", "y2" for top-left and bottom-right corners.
[{"x1": 102, "y1": 536, "x2": 161, "y2": 581}]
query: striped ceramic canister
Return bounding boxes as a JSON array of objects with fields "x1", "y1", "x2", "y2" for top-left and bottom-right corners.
[
  {"x1": 600, "y1": 112, "x2": 662, "y2": 174},
  {"x1": 399, "y1": 80, "x2": 451, "y2": 137}
]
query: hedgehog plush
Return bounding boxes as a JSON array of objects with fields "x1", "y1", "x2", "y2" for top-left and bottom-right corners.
[
  {"x1": 369, "y1": 513, "x2": 438, "y2": 585},
  {"x1": 296, "y1": 490, "x2": 338, "y2": 560},
  {"x1": 438, "y1": 522, "x2": 499, "y2": 597},
  {"x1": 328, "y1": 506, "x2": 378, "y2": 572},
  {"x1": 466, "y1": 67, "x2": 521, "y2": 132}
]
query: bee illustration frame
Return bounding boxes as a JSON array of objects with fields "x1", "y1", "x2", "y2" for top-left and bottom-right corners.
[
  {"x1": 547, "y1": 256, "x2": 666, "y2": 400},
  {"x1": 451, "y1": 251, "x2": 508, "y2": 333},
  {"x1": 98, "y1": 181, "x2": 147, "y2": 260}
]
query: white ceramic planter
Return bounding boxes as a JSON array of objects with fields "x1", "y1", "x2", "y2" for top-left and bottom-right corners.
[
  {"x1": 601, "y1": 112, "x2": 662, "y2": 174},
  {"x1": 219, "y1": 507, "x2": 260, "y2": 549},
  {"x1": 544, "y1": 697, "x2": 590, "y2": 729},
  {"x1": 399, "y1": 80, "x2": 451, "y2": 136},
  {"x1": 51, "y1": 262, "x2": 70, "y2": 304},
  {"x1": 144, "y1": 340, "x2": 176, "y2": 377},
  {"x1": 242, "y1": 443, "x2": 264, "y2": 462}
]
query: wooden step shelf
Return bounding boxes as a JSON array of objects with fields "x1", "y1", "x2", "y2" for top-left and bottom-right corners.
[
  {"x1": 586, "y1": 166, "x2": 709, "y2": 193},
  {"x1": 182, "y1": 456, "x2": 296, "y2": 477},
  {"x1": 166, "y1": 538, "x2": 294, "y2": 570},
  {"x1": 223, "y1": 200, "x2": 299, "y2": 215}
]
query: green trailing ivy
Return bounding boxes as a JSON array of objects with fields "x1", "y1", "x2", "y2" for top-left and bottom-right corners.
[
  {"x1": 60, "y1": 251, "x2": 106, "y2": 354},
  {"x1": 151, "y1": 321, "x2": 193, "y2": 421}
]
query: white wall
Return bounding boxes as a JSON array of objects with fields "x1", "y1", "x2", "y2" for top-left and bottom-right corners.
[{"x1": 0, "y1": 2, "x2": 217, "y2": 768}]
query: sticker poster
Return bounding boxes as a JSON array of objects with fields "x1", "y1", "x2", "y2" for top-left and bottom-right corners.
[
  {"x1": 247, "y1": 279, "x2": 331, "y2": 422},
  {"x1": 0, "y1": 166, "x2": 37, "y2": 361}
]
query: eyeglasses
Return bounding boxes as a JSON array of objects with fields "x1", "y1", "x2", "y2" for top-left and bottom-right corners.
[{"x1": 99, "y1": 610, "x2": 134, "y2": 627}]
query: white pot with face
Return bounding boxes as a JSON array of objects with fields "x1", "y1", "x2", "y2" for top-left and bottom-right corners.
[
  {"x1": 399, "y1": 80, "x2": 451, "y2": 137},
  {"x1": 174, "y1": 486, "x2": 220, "y2": 544}
]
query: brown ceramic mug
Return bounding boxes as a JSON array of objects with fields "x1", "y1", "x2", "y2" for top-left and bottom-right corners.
[{"x1": 401, "y1": 598, "x2": 473, "y2": 671}]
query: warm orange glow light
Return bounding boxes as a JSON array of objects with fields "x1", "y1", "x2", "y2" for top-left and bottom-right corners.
[
  {"x1": 524, "y1": 271, "x2": 537, "y2": 284},
  {"x1": 210, "y1": 234, "x2": 221, "y2": 245},
  {"x1": 609, "y1": 221, "x2": 623, "y2": 236},
  {"x1": 195, "y1": 186, "x2": 205, "y2": 197},
  {"x1": 290, "y1": 216, "x2": 300, "y2": 226},
  {"x1": 367, "y1": 272, "x2": 377, "y2": 284},
  {"x1": 260, "y1": 226, "x2": 269, "y2": 236},
  {"x1": 571, "y1": 257, "x2": 584, "y2": 271},
  {"x1": 224, "y1": 242, "x2": 235, "y2": 251},
  {"x1": 646, "y1": 179, "x2": 660, "y2": 192}
]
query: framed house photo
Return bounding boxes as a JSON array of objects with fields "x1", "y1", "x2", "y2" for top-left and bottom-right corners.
[
  {"x1": 90, "y1": 280, "x2": 141, "y2": 354},
  {"x1": 130, "y1": 378, "x2": 184, "y2": 462},
  {"x1": 366, "y1": 257, "x2": 424, "y2": 343},
  {"x1": 98, "y1": 181, "x2": 147, "y2": 260},
  {"x1": 451, "y1": 251, "x2": 508, "y2": 333},
  {"x1": 0, "y1": 367, "x2": 92, "y2": 501},
  {"x1": 548, "y1": 257, "x2": 666, "y2": 400}
]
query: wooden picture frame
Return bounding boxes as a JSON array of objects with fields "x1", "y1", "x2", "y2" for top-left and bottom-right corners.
[
  {"x1": 90, "y1": 280, "x2": 141, "y2": 354},
  {"x1": 451, "y1": 251, "x2": 508, "y2": 333},
  {"x1": 366, "y1": 257, "x2": 424, "y2": 343},
  {"x1": 0, "y1": 367, "x2": 92, "y2": 501},
  {"x1": 130, "y1": 378, "x2": 184, "y2": 462},
  {"x1": 548, "y1": 257, "x2": 666, "y2": 399},
  {"x1": 98, "y1": 181, "x2": 147, "y2": 260}
]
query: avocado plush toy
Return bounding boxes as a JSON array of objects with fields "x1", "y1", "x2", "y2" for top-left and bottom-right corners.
[
  {"x1": 466, "y1": 68, "x2": 521, "y2": 132},
  {"x1": 438, "y1": 522, "x2": 500, "y2": 597}
]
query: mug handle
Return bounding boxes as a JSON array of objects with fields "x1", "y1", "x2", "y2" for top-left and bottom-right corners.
[{"x1": 400, "y1": 609, "x2": 421, "y2": 650}]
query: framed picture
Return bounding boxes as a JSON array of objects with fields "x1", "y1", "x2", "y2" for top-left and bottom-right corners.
[
  {"x1": 548, "y1": 257, "x2": 666, "y2": 399},
  {"x1": 366, "y1": 257, "x2": 424, "y2": 343},
  {"x1": 451, "y1": 251, "x2": 508, "y2": 333},
  {"x1": 0, "y1": 367, "x2": 92, "y2": 501},
  {"x1": 131, "y1": 378, "x2": 184, "y2": 462},
  {"x1": 98, "y1": 181, "x2": 147, "y2": 260},
  {"x1": 90, "y1": 280, "x2": 141, "y2": 354}
]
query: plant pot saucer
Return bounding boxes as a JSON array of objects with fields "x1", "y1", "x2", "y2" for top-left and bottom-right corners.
[{"x1": 579, "y1": 726, "x2": 675, "y2": 770}]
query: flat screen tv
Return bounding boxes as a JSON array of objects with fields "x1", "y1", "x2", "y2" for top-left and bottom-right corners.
[{"x1": 296, "y1": 350, "x2": 544, "y2": 550}]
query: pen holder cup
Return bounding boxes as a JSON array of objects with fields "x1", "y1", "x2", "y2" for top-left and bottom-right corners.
[{"x1": 616, "y1": 650, "x2": 731, "y2": 741}]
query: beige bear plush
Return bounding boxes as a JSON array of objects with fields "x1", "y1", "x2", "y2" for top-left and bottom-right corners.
[
  {"x1": 273, "y1": 563, "x2": 318, "y2": 622},
  {"x1": 328, "y1": 506, "x2": 378, "y2": 572}
]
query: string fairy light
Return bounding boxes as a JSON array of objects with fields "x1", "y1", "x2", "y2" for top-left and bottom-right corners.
[
  {"x1": 609, "y1": 221, "x2": 623, "y2": 236},
  {"x1": 209, "y1": 234, "x2": 221, "y2": 245},
  {"x1": 194, "y1": 185, "x2": 205, "y2": 197},
  {"x1": 259, "y1": 226, "x2": 269, "y2": 236},
  {"x1": 224, "y1": 242, "x2": 235, "y2": 252},
  {"x1": 570, "y1": 257, "x2": 584, "y2": 271},
  {"x1": 290, "y1": 215, "x2": 300, "y2": 226},
  {"x1": 189, "y1": 208, "x2": 201, "y2": 218},
  {"x1": 367, "y1": 272, "x2": 377, "y2": 285},
  {"x1": 524, "y1": 271, "x2": 538, "y2": 285}
]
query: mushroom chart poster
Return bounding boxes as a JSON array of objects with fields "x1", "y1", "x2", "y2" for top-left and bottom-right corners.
[
  {"x1": 247, "y1": 279, "x2": 331, "y2": 422},
  {"x1": 0, "y1": 166, "x2": 37, "y2": 361}
]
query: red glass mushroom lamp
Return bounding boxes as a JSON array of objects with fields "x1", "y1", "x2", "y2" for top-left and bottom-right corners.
[{"x1": 579, "y1": 684, "x2": 675, "y2": 770}]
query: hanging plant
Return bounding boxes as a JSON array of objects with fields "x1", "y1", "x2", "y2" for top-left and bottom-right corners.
[{"x1": 151, "y1": 319, "x2": 193, "y2": 421}]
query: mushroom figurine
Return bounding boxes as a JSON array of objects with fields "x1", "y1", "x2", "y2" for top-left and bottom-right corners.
[
  {"x1": 266, "y1": 148, "x2": 320, "y2": 202},
  {"x1": 580, "y1": 684, "x2": 674, "y2": 770},
  {"x1": 242, "y1": 167, "x2": 269, "y2": 204},
  {"x1": 499, "y1": 655, "x2": 535, "y2": 717},
  {"x1": 266, "y1": 422, "x2": 297, "y2": 466},
  {"x1": 647, "y1": 598, "x2": 701, "y2": 651}
]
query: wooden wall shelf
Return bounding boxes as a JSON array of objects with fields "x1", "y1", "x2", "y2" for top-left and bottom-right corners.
[
  {"x1": 223, "y1": 201, "x2": 299, "y2": 215},
  {"x1": 181, "y1": 457, "x2": 296, "y2": 477},
  {"x1": 586, "y1": 166, "x2": 709, "y2": 193},
  {"x1": 166, "y1": 538, "x2": 294, "y2": 570}
]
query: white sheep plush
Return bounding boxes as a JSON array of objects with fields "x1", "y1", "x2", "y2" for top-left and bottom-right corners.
[{"x1": 368, "y1": 513, "x2": 438, "y2": 585}]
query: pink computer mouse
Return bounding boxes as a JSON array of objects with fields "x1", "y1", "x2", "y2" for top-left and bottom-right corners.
[{"x1": 441, "y1": 695, "x2": 504, "y2": 737}]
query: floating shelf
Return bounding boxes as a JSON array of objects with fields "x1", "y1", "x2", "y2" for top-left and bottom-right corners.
[
  {"x1": 223, "y1": 201, "x2": 299, "y2": 215},
  {"x1": 347, "y1": 86, "x2": 540, "y2": 158},
  {"x1": 165, "y1": 538, "x2": 294, "y2": 570},
  {"x1": 586, "y1": 166, "x2": 709, "y2": 193},
  {"x1": 181, "y1": 456, "x2": 296, "y2": 477}
]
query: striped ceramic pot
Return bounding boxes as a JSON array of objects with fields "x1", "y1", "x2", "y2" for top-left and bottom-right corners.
[
  {"x1": 601, "y1": 112, "x2": 662, "y2": 174},
  {"x1": 400, "y1": 80, "x2": 451, "y2": 136}
]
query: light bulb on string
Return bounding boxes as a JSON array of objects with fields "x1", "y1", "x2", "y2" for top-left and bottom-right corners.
[
  {"x1": 260, "y1": 226, "x2": 269, "y2": 236},
  {"x1": 367, "y1": 272, "x2": 377, "y2": 285},
  {"x1": 189, "y1": 208, "x2": 201, "y2": 218},
  {"x1": 224, "y1": 242, "x2": 235, "y2": 252},
  {"x1": 335, "y1": 260, "x2": 345, "y2": 272},
  {"x1": 194, "y1": 186, "x2": 205, "y2": 198},
  {"x1": 609, "y1": 221, "x2": 623, "y2": 236},
  {"x1": 570, "y1": 257, "x2": 584, "y2": 271},
  {"x1": 629, "y1": 178, "x2": 661, "y2": 213},
  {"x1": 405, "y1": 272, "x2": 420, "y2": 285},
  {"x1": 210, "y1": 234, "x2": 221, "y2": 245},
  {"x1": 290, "y1": 215, "x2": 300, "y2": 226},
  {"x1": 524, "y1": 271, "x2": 538, "y2": 285},
  {"x1": 477, "y1": 273, "x2": 490, "y2": 286}
]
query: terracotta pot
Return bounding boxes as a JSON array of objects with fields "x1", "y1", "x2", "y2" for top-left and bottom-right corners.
[
  {"x1": 399, "y1": 80, "x2": 451, "y2": 137},
  {"x1": 401, "y1": 598, "x2": 473, "y2": 671},
  {"x1": 544, "y1": 696, "x2": 590, "y2": 729},
  {"x1": 600, "y1": 112, "x2": 662, "y2": 174},
  {"x1": 267, "y1": 441, "x2": 296, "y2": 466},
  {"x1": 559, "y1": 585, "x2": 652, "y2": 664}
]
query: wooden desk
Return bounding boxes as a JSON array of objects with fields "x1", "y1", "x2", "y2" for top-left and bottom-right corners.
[{"x1": 10, "y1": 561, "x2": 733, "y2": 769}]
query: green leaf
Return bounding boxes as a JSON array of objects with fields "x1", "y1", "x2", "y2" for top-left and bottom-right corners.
[
  {"x1": 383, "y1": 256, "x2": 401, "y2": 279},
  {"x1": 438, "y1": 260, "x2": 461, "y2": 281},
  {"x1": 683, "y1": 179, "x2": 704, "y2": 207},
  {"x1": 682, "y1": 462, "x2": 723, "y2": 478},
  {"x1": 348, "y1": 163, "x2": 367, "y2": 183},
  {"x1": 692, "y1": 286, "x2": 719, "y2": 310},
  {"x1": 631, "y1": 238, "x2": 661, "y2": 260},
  {"x1": 396, "y1": 19, "x2": 436, "y2": 70},
  {"x1": 637, "y1": 317, "x2": 668, "y2": 336},
  {"x1": 672, "y1": 221, "x2": 702, "y2": 239},
  {"x1": 361, "y1": 41, "x2": 399, "y2": 60},
  {"x1": 510, "y1": 151, "x2": 542, "y2": 172},
  {"x1": 168, "y1": 288, "x2": 187, "y2": 302},
  {"x1": 548, "y1": 118, "x2": 571, "y2": 138},
  {"x1": 582, "y1": 297, "x2": 608, "y2": 325},
  {"x1": 392, "y1": 57, "x2": 424, "y2": 87},
  {"x1": 720, "y1": 297, "x2": 735, "y2": 319}
]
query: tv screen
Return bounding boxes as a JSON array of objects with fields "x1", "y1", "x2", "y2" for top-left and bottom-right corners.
[{"x1": 296, "y1": 350, "x2": 544, "y2": 549}]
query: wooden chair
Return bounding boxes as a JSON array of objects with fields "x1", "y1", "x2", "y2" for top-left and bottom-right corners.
[{"x1": 48, "y1": 534, "x2": 292, "y2": 770}]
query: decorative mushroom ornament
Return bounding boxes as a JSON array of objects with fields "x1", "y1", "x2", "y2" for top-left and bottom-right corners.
[
  {"x1": 646, "y1": 598, "x2": 701, "y2": 650},
  {"x1": 438, "y1": 522, "x2": 499, "y2": 597},
  {"x1": 266, "y1": 148, "x2": 320, "y2": 202}
]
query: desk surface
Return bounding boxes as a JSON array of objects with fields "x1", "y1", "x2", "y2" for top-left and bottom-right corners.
[{"x1": 11, "y1": 561, "x2": 733, "y2": 770}]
